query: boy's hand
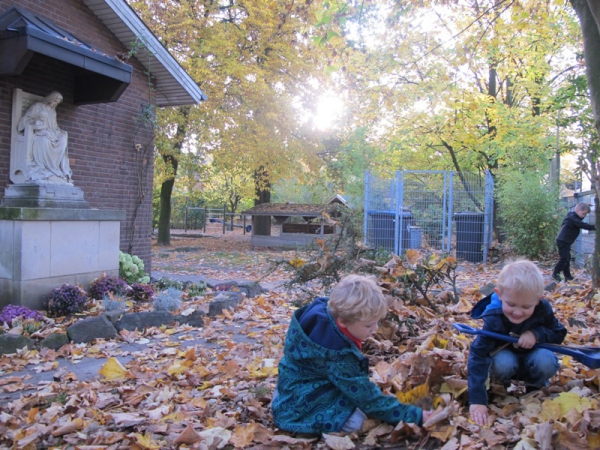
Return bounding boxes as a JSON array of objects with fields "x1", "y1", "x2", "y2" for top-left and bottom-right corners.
[
  {"x1": 518, "y1": 330, "x2": 537, "y2": 349},
  {"x1": 422, "y1": 408, "x2": 434, "y2": 423},
  {"x1": 469, "y1": 404, "x2": 490, "y2": 426}
]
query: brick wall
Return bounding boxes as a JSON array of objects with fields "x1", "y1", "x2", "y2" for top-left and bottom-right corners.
[{"x1": 0, "y1": 0, "x2": 155, "y2": 271}]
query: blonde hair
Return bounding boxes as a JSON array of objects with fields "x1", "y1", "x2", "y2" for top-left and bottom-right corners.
[
  {"x1": 328, "y1": 274, "x2": 388, "y2": 323},
  {"x1": 575, "y1": 202, "x2": 591, "y2": 213},
  {"x1": 496, "y1": 259, "x2": 544, "y2": 300}
]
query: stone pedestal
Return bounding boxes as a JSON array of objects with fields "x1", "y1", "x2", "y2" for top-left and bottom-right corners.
[
  {"x1": 0, "y1": 207, "x2": 125, "y2": 310},
  {"x1": 2, "y1": 184, "x2": 89, "y2": 209}
]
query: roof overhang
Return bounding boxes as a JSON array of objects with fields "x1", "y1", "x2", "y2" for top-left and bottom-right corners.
[
  {"x1": 0, "y1": 7, "x2": 132, "y2": 105},
  {"x1": 82, "y1": 0, "x2": 207, "y2": 106}
]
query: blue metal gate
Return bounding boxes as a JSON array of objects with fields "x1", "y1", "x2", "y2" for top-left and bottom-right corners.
[{"x1": 364, "y1": 170, "x2": 494, "y2": 263}]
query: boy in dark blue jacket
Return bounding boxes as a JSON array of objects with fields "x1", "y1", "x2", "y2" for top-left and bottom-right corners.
[
  {"x1": 552, "y1": 202, "x2": 595, "y2": 282},
  {"x1": 467, "y1": 260, "x2": 567, "y2": 426},
  {"x1": 272, "y1": 274, "x2": 432, "y2": 434}
]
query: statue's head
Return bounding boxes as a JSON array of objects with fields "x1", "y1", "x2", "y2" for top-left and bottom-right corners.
[{"x1": 43, "y1": 91, "x2": 63, "y2": 107}]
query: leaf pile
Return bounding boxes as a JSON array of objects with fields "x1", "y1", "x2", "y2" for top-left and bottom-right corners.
[{"x1": 0, "y1": 234, "x2": 599, "y2": 448}]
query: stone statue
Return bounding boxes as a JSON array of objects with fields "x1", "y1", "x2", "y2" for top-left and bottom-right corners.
[{"x1": 17, "y1": 91, "x2": 73, "y2": 185}]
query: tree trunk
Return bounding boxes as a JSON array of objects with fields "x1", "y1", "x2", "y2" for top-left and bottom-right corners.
[
  {"x1": 571, "y1": 0, "x2": 600, "y2": 286},
  {"x1": 253, "y1": 167, "x2": 271, "y2": 236},
  {"x1": 156, "y1": 108, "x2": 189, "y2": 246},
  {"x1": 157, "y1": 155, "x2": 178, "y2": 245}
]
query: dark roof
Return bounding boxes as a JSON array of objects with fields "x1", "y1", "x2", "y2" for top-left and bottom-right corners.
[{"x1": 0, "y1": 6, "x2": 132, "y2": 104}]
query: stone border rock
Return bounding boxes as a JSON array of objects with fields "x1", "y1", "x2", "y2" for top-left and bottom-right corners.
[{"x1": 0, "y1": 291, "x2": 244, "y2": 356}]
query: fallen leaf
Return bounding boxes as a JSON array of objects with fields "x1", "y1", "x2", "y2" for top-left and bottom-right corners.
[
  {"x1": 98, "y1": 357, "x2": 127, "y2": 381},
  {"x1": 322, "y1": 433, "x2": 355, "y2": 449},
  {"x1": 173, "y1": 424, "x2": 201, "y2": 445}
]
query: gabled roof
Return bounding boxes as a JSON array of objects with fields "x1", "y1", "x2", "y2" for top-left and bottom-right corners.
[{"x1": 82, "y1": 0, "x2": 206, "y2": 106}]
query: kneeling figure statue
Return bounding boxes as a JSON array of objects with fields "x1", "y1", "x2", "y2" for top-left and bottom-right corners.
[{"x1": 17, "y1": 91, "x2": 72, "y2": 185}]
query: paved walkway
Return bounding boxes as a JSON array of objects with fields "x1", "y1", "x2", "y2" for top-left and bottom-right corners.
[{"x1": 0, "y1": 271, "x2": 287, "y2": 406}]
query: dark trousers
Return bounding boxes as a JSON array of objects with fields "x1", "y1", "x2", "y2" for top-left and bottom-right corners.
[{"x1": 553, "y1": 239, "x2": 572, "y2": 277}]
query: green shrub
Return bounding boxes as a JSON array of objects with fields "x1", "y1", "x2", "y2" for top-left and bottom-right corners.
[
  {"x1": 185, "y1": 282, "x2": 206, "y2": 298},
  {"x1": 119, "y1": 251, "x2": 150, "y2": 284},
  {"x1": 154, "y1": 277, "x2": 184, "y2": 291},
  {"x1": 496, "y1": 171, "x2": 561, "y2": 259}
]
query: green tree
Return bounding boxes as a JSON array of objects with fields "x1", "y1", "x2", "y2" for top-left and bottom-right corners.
[
  {"x1": 496, "y1": 171, "x2": 561, "y2": 258},
  {"x1": 129, "y1": 0, "x2": 329, "y2": 244},
  {"x1": 312, "y1": 0, "x2": 581, "y2": 238}
]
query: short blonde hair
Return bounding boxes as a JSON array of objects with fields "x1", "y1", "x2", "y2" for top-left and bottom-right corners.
[
  {"x1": 496, "y1": 259, "x2": 544, "y2": 300},
  {"x1": 328, "y1": 274, "x2": 388, "y2": 323},
  {"x1": 575, "y1": 202, "x2": 591, "y2": 213}
]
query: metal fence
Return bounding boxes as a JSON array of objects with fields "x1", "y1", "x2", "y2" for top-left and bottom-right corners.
[
  {"x1": 364, "y1": 170, "x2": 494, "y2": 263},
  {"x1": 561, "y1": 190, "x2": 596, "y2": 268},
  {"x1": 164, "y1": 197, "x2": 251, "y2": 234}
]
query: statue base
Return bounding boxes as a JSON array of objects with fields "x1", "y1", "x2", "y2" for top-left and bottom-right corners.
[
  {"x1": 0, "y1": 207, "x2": 125, "y2": 310},
  {"x1": 1, "y1": 183, "x2": 90, "y2": 209}
]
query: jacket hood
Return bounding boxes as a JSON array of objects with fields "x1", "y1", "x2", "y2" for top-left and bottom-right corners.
[
  {"x1": 286, "y1": 300, "x2": 359, "y2": 362},
  {"x1": 471, "y1": 293, "x2": 502, "y2": 319}
]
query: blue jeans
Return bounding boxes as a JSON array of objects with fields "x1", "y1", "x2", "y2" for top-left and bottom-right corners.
[
  {"x1": 491, "y1": 348, "x2": 559, "y2": 387},
  {"x1": 341, "y1": 408, "x2": 367, "y2": 433}
]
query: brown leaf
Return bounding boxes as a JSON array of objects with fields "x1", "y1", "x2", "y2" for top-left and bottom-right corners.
[
  {"x1": 52, "y1": 417, "x2": 85, "y2": 436},
  {"x1": 322, "y1": 433, "x2": 355, "y2": 449},
  {"x1": 534, "y1": 420, "x2": 554, "y2": 450},
  {"x1": 173, "y1": 424, "x2": 201, "y2": 445}
]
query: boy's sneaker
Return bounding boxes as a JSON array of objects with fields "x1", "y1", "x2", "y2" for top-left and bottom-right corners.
[
  {"x1": 564, "y1": 275, "x2": 574, "y2": 282},
  {"x1": 552, "y1": 273, "x2": 562, "y2": 282}
]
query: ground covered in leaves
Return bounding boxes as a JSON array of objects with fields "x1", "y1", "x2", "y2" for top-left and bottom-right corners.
[{"x1": 1, "y1": 229, "x2": 600, "y2": 449}]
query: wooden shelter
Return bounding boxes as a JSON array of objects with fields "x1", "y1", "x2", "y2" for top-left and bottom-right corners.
[{"x1": 242, "y1": 197, "x2": 349, "y2": 249}]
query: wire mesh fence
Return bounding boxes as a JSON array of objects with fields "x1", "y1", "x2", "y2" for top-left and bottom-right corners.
[
  {"x1": 164, "y1": 198, "x2": 251, "y2": 235},
  {"x1": 364, "y1": 170, "x2": 494, "y2": 263}
]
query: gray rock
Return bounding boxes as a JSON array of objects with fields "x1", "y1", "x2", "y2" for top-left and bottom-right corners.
[
  {"x1": 40, "y1": 333, "x2": 69, "y2": 350},
  {"x1": 208, "y1": 292, "x2": 242, "y2": 317},
  {"x1": 67, "y1": 316, "x2": 118, "y2": 343},
  {"x1": 174, "y1": 310, "x2": 205, "y2": 328},
  {"x1": 479, "y1": 282, "x2": 496, "y2": 298},
  {"x1": 114, "y1": 311, "x2": 175, "y2": 332},
  {"x1": 103, "y1": 311, "x2": 125, "y2": 324},
  {"x1": 544, "y1": 281, "x2": 557, "y2": 292},
  {"x1": 0, "y1": 334, "x2": 34, "y2": 355},
  {"x1": 237, "y1": 281, "x2": 263, "y2": 298}
]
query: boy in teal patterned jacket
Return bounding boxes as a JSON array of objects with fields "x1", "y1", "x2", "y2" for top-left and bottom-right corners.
[{"x1": 272, "y1": 274, "x2": 431, "y2": 434}]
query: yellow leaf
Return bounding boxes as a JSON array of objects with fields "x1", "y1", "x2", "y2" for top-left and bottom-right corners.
[
  {"x1": 161, "y1": 412, "x2": 185, "y2": 423},
  {"x1": 405, "y1": 249, "x2": 422, "y2": 265},
  {"x1": 588, "y1": 433, "x2": 600, "y2": 448},
  {"x1": 134, "y1": 432, "x2": 162, "y2": 449},
  {"x1": 250, "y1": 366, "x2": 278, "y2": 379},
  {"x1": 99, "y1": 357, "x2": 127, "y2": 381},
  {"x1": 196, "y1": 381, "x2": 212, "y2": 390},
  {"x1": 289, "y1": 257, "x2": 307, "y2": 268},
  {"x1": 540, "y1": 392, "x2": 598, "y2": 420},
  {"x1": 167, "y1": 362, "x2": 189, "y2": 376},
  {"x1": 538, "y1": 399, "x2": 561, "y2": 422},
  {"x1": 396, "y1": 383, "x2": 429, "y2": 405},
  {"x1": 439, "y1": 379, "x2": 468, "y2": 398}
]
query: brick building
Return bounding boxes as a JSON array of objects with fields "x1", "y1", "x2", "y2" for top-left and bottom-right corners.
[{"x1": 0, "y1": 0, "x2": 204, "y2": 270}]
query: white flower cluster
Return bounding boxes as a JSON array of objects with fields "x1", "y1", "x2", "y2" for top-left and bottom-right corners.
[{"x1": 119, "y1": 251, "x2": 150, "y2": 284}]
